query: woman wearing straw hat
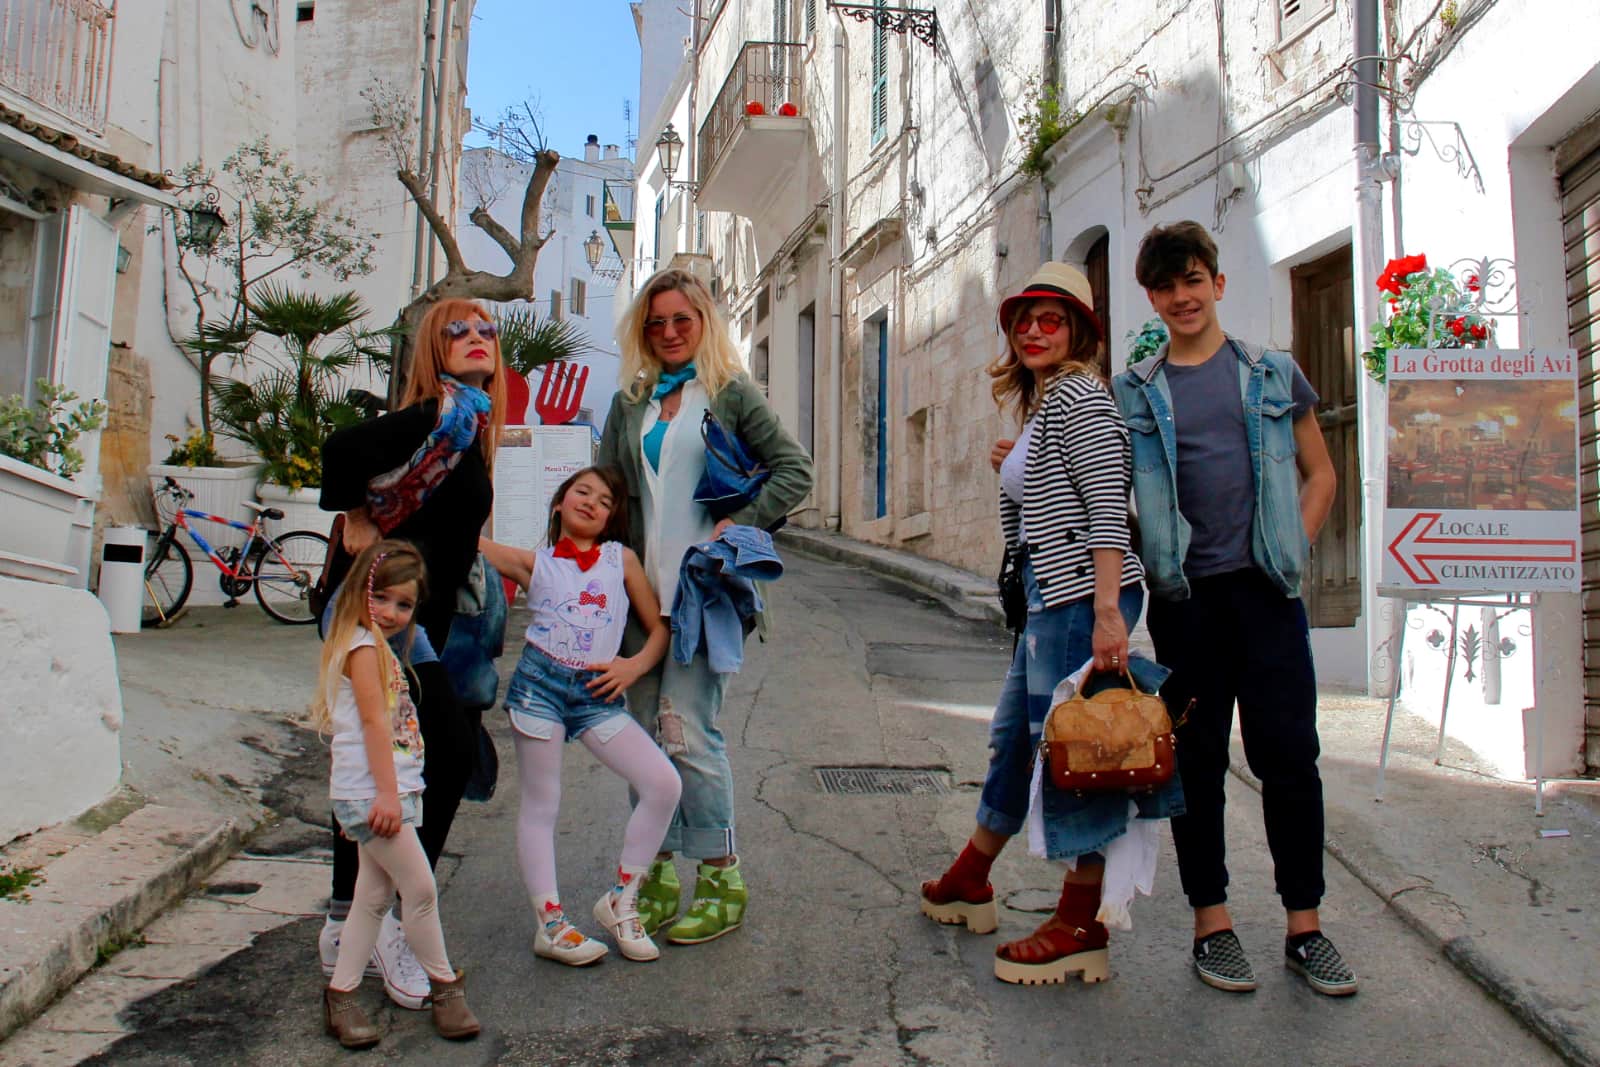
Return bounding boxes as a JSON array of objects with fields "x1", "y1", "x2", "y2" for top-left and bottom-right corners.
[{"x1": 917, "y1": 263, "x2": 1182, "y2": 985}]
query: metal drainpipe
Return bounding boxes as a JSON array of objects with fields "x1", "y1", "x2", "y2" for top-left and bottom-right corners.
[
  {"x1": 1353, "y1": 0, "x2": 1392, "y2": 696},
  {"x1": 827, "y1": 13, "x2": 848, "y2": 530},
  {"x1": 1038, "y1": 0, "x2": 1059, "y2": 262}
]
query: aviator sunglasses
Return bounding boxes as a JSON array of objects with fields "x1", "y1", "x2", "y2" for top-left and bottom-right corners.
[
  {"x1": 442, "y1": 319, "x2": 499, "y2": 341},
  {"x1": 1011, "y1": 311, "x2": 1068, "y2": 336},
  {"x1": 643, "y1": 312, "x2": 699, "y2": 336}
]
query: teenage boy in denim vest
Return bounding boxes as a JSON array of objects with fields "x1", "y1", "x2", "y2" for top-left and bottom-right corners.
[{"x1": 1111, "y1": 221, "x2": 1356, "y2": 997}]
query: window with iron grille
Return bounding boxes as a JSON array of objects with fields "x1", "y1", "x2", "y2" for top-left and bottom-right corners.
[
  {"x1": 1277, "y1": 0, "x2": 1333, "y2": 43},
  {"x1": 571, "y1": 278, "x2": 587, "y2": 316},
  {"x1": 870, "y1": 0, "x2": 888, "y2": 145}
]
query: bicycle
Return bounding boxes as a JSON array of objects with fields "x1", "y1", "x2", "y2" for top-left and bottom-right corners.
[{"x1": 143, "y1": 475, "x2": 330, "y2": 626}]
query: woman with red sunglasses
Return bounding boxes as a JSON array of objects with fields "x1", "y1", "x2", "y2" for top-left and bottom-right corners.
[
  {"x1": 313, "y1": 299, "x2": 509, "y2": 1010},
  {"x1": 917, "y1": 263, "x2": 1181, "y2": 987}
]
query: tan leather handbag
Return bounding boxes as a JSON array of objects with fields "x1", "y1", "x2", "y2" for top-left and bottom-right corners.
[{"x1": 1042, "y1": 668, "x2": 1176, "y2": 792}]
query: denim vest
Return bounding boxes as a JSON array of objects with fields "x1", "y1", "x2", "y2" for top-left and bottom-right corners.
[{"x1": 1110, "y1": 337, "x2": 1308, "y2": 601}]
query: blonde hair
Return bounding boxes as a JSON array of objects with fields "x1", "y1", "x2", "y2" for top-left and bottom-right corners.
[
  {"x1": 987, "y1": 298, "x2": 1106, "y2": 426},
  {"x1": 310, "y1": 541, "x2": 428, "y2": 734},
  {"x1": 618, "y1": 269, "x2": 745, "y2": 402},
  {"x1": 404, "y1": 299, "x2": 508, "y2": 471}
]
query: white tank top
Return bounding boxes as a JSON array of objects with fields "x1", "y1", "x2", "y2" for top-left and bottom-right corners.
[{"x1": 524, "y1": 540, "x2": 629, "y2": 668}]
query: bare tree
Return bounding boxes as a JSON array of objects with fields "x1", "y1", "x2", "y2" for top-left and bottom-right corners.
[{"x1": 364, "y1": 82, "x2": 562, "y2": 390}]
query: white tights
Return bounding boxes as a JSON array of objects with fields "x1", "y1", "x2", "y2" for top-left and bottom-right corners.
[
  {"x1": 330, "y1": 825, "x2": 451, "y2": 992},
  {"x1": 514, "y1": 717, "x2": 682, "y2": 903}
]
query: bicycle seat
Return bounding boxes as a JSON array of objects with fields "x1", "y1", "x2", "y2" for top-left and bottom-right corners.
[{"x1": 241, "y1": 501, "x2": 286, "y2": 521}]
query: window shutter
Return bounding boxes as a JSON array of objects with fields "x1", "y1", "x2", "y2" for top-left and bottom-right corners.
[
  {"x1": 870, "y1": 0, "x2": 888, "y2": 145},
  {"x1": 805, "y1": 0, "x2": 816, "y2": 37}
]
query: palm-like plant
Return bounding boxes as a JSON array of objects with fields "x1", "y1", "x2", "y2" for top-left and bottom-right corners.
[
  {"x1": 494, "y1": 305, "x2": 592, "y2": 377},
  {"x1": 211, "y1": 285, "x2": 385, "y2": 489}
]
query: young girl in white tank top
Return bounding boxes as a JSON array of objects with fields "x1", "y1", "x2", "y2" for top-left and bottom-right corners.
[{"x1": 478, "y1": 466, "x2": 680, "y2": 966}]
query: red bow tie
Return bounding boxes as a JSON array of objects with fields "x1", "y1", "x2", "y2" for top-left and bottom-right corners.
[
  {"x1": 579, "y1": 590, "x2": 607, "y2": 609},
  {"x1": 553, "y1": 538, "x2": 601, "y2": 571}
]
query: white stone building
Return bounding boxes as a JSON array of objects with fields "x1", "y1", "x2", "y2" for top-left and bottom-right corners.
[
  {"x1": 0, "y1": 0, "x2": 475, "y2": 844},
  {"x1": 458, "y1": 138, "x2": 634, "y2": 429},
  {"x1": 642, "y1": 0, "x2": 1599, "y2": 778}
]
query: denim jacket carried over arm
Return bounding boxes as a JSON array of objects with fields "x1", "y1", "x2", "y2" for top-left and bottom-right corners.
[
  {"x1": 670, "y1": 525, "x2": 785, "y2": 673},
  {"x1": 1110, "y1": 337, "x2": 1309, "y2": 601}
]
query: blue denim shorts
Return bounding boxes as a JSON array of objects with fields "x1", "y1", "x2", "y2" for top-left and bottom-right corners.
[
  {"x1": 332, "y1": 792, "x2": 423, "y2": 845},
  {"x1": 506, "y1": 643, "x2": 629, "y2": 743}
]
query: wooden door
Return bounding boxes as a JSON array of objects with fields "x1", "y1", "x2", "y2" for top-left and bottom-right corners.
[{"x1": 1291, "y1": 246, "x2": 1361, "y2": 628}]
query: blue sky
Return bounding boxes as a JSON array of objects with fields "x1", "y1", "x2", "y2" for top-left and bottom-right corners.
[{"x1": 464, "y1": 1, "x2": 642, "y2": 162}]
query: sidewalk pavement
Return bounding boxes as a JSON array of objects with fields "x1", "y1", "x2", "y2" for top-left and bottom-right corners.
[
  {"x1": 779, "y1": 526, "x2": 1600, "y2": 1067},
  {"x1": 0, "y1": 607, "x2": 324, "y2": 1047}
]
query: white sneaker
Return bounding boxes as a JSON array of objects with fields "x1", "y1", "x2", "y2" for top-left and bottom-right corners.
[
  {"x1": 533, "y1": 912, "x2": 608, "y2": 966},
  {"x1": 594, "y1": 890, "x2": 660, "y2": 962},
  {"x1": 317, "y1": 917, "x2": 380, "y2": 979},
  {"x1": 373, "y1": 910, "x2": 431, "y2": 1009}
]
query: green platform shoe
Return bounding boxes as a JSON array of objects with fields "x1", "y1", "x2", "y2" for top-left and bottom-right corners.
[
  {"x1": 636, "y1": 858, "x2": 681, "y2": 936},
  {"x1": 666, "y1": 859, "x2": 747, "y2": 945}
]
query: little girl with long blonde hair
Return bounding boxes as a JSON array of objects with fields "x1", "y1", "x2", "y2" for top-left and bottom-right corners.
[{"x1": 312, "y1": 540, "x2": 480, "y2": 1049}]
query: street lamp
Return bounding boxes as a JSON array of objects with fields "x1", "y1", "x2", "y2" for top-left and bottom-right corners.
[
  {"x1": 186, "y1": 204, "x2": 226, "y2": 250},
  {"x1": 654, "y1": 122, "x2": 696, "y2": 191},
  {"x1": 584, "y1": 230, "x2": 605, "y2": 270}
]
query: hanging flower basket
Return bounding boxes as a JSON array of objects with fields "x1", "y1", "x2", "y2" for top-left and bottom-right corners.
[{"x1": 1361, "y1": 254, "x2": 1495, "y2": 383}]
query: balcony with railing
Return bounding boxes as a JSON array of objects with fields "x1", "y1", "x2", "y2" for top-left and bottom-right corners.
[
  {"x1": 0, "y1": 0, "x2": 114, "y2": 135},
  {"x1": 696, "y1": 40, "x2": 809, "y2": 215}
]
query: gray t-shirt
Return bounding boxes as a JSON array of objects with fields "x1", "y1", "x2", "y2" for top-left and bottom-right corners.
[{"x1": 1165, "y1": 342, "x2": 1318, "y2": 577}]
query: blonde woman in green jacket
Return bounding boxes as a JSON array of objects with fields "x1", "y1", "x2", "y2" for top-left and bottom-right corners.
[{"x1": 597, "y1": 268, "x2": 813, "y2": 944}]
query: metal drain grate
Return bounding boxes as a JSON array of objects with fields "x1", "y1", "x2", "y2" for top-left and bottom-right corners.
[{"x1": 815, "y1": 766, "x2": 952, "y2": 796}]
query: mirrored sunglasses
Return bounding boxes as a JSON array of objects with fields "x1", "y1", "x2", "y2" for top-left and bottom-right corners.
[{"x1": 443, "y1": 319, "x2": 498, "y2": 341}]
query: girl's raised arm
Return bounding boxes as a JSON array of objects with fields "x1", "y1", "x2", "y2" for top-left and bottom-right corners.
[
  {"x1": 347, "y1": 645, "x2": 402, "y2": 837},
  {"x1": 478, "y1": 535, "x2": 536, "y2": 589}
]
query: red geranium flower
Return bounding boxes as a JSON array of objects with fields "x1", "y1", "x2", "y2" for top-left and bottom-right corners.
[
  {"x1": 1376, "y1": 253, "x2": 1429, "y2": 295},
  {"x1": 745, "y1": 100, "x2": 766, "y2": 116},
  {"x1": 1470, "y1": 323, "x2": 1487, "y2": 340},
  {"x1": 1449, "y1": 317, "x2": 1466, "y2": 337},
  {"x1": 778, "y1": 102, "x2": 799, "y2": 117},
  {"x1": 1465, "y1": 274, "x2": 1480, "y2": 292}
]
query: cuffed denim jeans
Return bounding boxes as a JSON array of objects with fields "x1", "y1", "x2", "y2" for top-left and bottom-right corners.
[
  {"x1": 976, "y1": 563, "x2": 1165, "y2": 858},
  {"x1": 625, "y1": 646, "x2": 734, "y2": 859}
]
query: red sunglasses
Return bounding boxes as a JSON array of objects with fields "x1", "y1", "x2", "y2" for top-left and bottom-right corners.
[{"x1": 1011, "y1": 311, "x2": 1067, "y2": 335}]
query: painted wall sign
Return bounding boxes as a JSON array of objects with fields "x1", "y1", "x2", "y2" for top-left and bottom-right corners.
[{"x1": 1381, "y1": 348, "x2": 1580, "y2": 594}]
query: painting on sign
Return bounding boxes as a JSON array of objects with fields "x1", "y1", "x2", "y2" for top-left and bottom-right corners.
[
  {"x1": 1386, "y1": 379, "x2": 1578, "y2": 511},
  {"x1": 1380, "y1": 348, "x2": 1581, "y2": 595}
]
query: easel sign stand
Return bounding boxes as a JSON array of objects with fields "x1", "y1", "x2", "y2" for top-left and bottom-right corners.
[{"x1": 1371, "y1": 257, "x2": 1579, "y2": 815}]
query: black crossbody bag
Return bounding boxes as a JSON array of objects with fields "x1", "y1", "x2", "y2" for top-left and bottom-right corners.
[{"x1": 997, "y1": 543, "x2": 1028, "y2": 637}]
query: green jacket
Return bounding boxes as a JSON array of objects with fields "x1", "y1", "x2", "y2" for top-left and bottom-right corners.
[{"x1": 596, "y1": 374, "x2": 815, "y2": 563}]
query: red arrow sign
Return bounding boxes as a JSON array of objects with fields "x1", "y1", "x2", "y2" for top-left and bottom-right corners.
[{"x1": 1387, "y1": 511, "x2": 1577, "y2": 584}]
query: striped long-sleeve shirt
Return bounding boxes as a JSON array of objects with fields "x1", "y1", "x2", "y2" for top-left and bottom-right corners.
[{"x1": 998, "y1": 372, "x2": 1144, "y2": 609}]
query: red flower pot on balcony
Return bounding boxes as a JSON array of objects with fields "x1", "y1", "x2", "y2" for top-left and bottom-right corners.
[{"x1": 745, "y1": 101, "x2": 766, "y2": 115}]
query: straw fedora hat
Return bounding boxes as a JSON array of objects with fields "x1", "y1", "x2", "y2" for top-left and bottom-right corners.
[{"x1": 996, "y1": 262, "x2": 1102, "y2": 339}]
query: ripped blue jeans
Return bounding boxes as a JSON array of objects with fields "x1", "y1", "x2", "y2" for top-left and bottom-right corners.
[{"x1": 976, "y1": 563, "x2": 1182, "y2": 860}]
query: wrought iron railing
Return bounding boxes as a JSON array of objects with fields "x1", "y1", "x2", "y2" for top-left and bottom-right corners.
[
  {"x1": 0, "y1": 0, "x2": 114, "y2": 134},
  {"x1": 697, "y1": 41, "x2": 803, "y2": 182}
]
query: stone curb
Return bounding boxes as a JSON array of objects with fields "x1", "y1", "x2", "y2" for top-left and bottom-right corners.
[
  {"x1": 780, "y1": 524, "x2": 1588, "y2": 1066},
  {"x1": 777, "y1": 527, "x2": 1005, "y2": 628},
  {"x1": 0, "y1": 804, "x2": 241, "y2": 1043}
]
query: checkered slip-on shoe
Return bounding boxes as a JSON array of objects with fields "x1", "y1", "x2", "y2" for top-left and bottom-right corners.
[
  {"x1": 1193, "y1": 929, "x2": 1257, "y2": 992},
  {"x1": 1285, "y1": 933, "x2": 1358, "y2": 996}
]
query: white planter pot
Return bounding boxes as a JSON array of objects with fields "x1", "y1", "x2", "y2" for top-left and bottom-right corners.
[
  {"x1": 146, "y1": 462, "x2": 260, "y2": 606},
  {"x1": 0, "y1": 454, "x2": 94, "y2": 585},
  {"x1": 256, "y1": 482, "x2": 333, "y2": 538}
]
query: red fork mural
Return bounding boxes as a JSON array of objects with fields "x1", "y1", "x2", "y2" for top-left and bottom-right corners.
[{"x1": 535, "y1": 362, "x2": 589, "y2": 424}]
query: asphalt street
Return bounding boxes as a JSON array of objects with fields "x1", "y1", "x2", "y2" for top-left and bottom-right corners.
[{"x1": 80, "y1": 554, "x2": 1557, "y2": 1066}]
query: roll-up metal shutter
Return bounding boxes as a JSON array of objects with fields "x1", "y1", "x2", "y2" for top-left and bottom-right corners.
[{"x1": 1558, "y1": 113, "x2": 1600, "y2": 772}]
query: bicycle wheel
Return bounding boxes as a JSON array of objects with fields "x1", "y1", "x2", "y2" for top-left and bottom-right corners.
[
  {"x1": 141, "y1": 531, "x2": 193, "y2": 627},
  {"x1": 251, "y1": 530, "x2": 329, "y2": 624}
]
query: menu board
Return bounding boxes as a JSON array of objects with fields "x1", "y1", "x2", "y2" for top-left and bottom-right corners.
[{"x1": 491, "y1": 425, "x2": 596, "y2": 551}]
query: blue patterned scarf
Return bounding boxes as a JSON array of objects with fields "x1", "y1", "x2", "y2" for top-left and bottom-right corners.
[{"x1": 366, "y1": 374, "x2": 492, "y2": 533}]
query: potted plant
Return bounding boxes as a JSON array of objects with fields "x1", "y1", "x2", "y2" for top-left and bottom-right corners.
[
  {"x1": 211, "y1": 285, "x2": 390, "y2": 536},
  {"x1": 1361, "y1": 254, "x2": 1495, "y2": 383},
  {"x1": 0, "y1": 382, "x2": 106, "y2": 583}
]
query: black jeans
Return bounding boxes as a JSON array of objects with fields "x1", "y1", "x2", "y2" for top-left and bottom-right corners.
[
  {"x1": 330, "y1": 620, "x2": 477, "y2": 904},
  {"x1": 1147, "y1": 568, "x2": 1326, "y2": 913}
]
